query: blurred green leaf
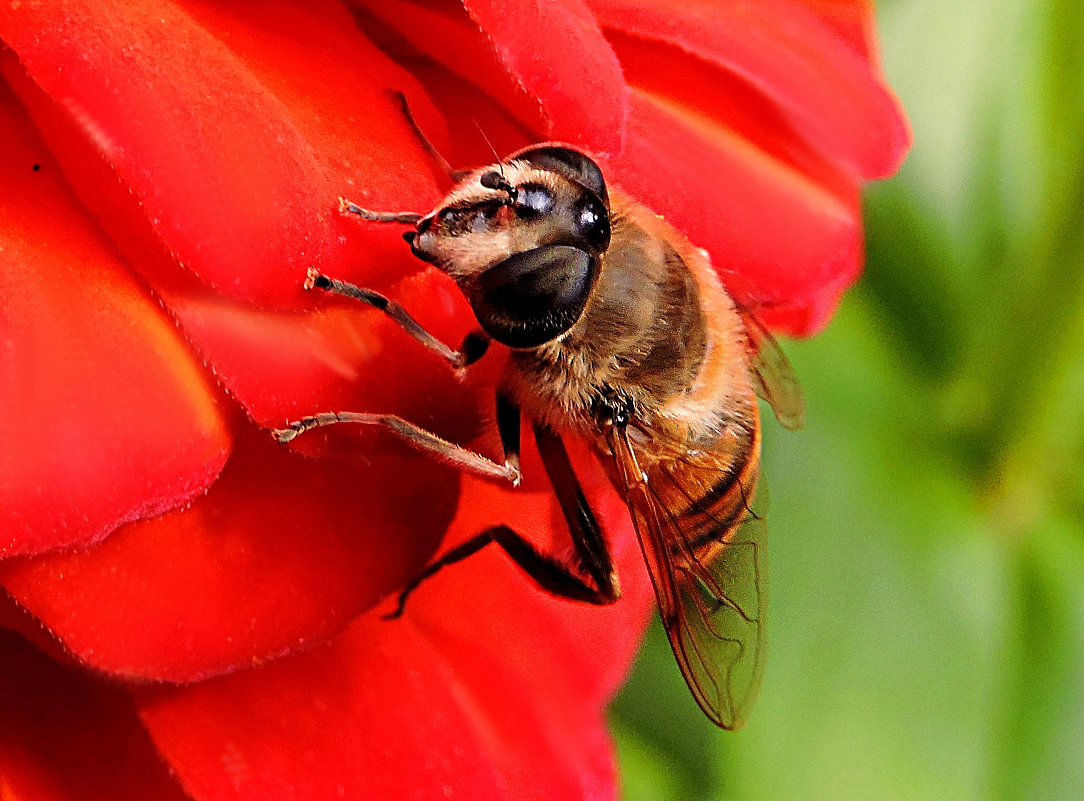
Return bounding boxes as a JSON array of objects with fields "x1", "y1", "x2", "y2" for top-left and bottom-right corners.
[
  {"x1": 611, "y1": 718, "x2": 689, "y2": 801},
  {"x1": 992, "y1": 520, "x2": 1084, "y2": 801}
]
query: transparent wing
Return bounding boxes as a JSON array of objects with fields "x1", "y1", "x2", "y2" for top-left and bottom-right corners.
[
  {"x1": 606, "y1": 427, "x2": 768, "y2": 730},
  {"x1": 740, "y1": 309, "x2": 805, "y2": 431}
]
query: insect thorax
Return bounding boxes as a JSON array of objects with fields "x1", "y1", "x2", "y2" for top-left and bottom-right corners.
[{"x1": 503, "y1": 214, "x2": 712, "y2": 429}]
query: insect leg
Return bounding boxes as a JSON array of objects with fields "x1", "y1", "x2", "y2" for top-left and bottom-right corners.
[
  {"x1": 303, "y1": 266, "x2": 490, "y2": 369},
  {"x1": 387, "y1": 90, "x2": 467, "y2": 182},
  {"x1": 383, "y1": 523, "x2": 617, "y2": 619},
  {"x1": 273, "y1": 411, "x2": 521, "y2": 485},
  {"x1": 496, "y1": 392, "x2": 522, "y2": 483},
  {"x1": 384, "y1": 395, "x2": 619, "y2": 618},
  {"x1": 338, "y1": 199, "x2": 422, "y2": 225},
  {"x1": 533, "y1": 423, "x2": 619, "y2": 600}
]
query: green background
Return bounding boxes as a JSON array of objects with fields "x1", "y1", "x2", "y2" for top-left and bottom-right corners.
[{"x1": 611, "y1": 0, "x2": 1084, "y2": 798}]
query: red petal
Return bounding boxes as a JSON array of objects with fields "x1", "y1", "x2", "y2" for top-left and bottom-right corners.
[
  {"x1": 606, "y1": 91, "x2": 861, "y2": 335},
  {"x1": 164, "y1": 268, "x2": 488, "y2": 436},
  {"x1": 397, "y1": 439, "x2": 654, "y2": 798},
  {"x1": 590, "y1": 0, "x2": 910, "y2": 178},
  {"x1": 0, "y1": 0, "x2": 444, "y2": 306},
  {"x1": 372, "y1": 50, "x2": 545, "y2": 172},
  {"x1": 135, "y1": 430, "x2": 650, "y2": 800},
  {"x1": 137, "y1": 617, "x2": 509, "y2": 801},
  {"x1": 0, "y1": 425, "x2": 458, "y2": 682},
  {"x1": 803, "y1": 0, "x2": 879, "y2": 58},
  {"x1": 0, "y1": 631, "x2": 189, "y2": 801},
  {"x1": 1, "y1": 0, "x2": 504, "y2": 440},
  {"x1": 355, "y1": 0, "x2": 549, "y2": 142},
  {"x1": 355, "y1": 0, "x2": 627, "y2": 155},
  {"x1": 606, "y1": 29, "x2": 857, "y2": 204},
  {"x1": 462, "y1": 0, "x2": 629, "y2": 153},
  {"x1": 0, "y1": 79, "x2": 230, "y2": 557},
  {"x1": 137, "y1": 475, "x2": 647, "y2": 801}
]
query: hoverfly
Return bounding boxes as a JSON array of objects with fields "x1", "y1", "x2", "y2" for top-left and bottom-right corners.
[{"x1": 275, "y1": 137, "x2": 803, "y2": 729}]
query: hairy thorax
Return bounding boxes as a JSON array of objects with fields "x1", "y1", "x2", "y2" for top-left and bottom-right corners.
[{"x1": 502, "y1": 193, "x2": 758, "y2": 453}]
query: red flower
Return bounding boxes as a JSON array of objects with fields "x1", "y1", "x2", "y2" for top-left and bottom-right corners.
[{"x1": 0, "y1": 1, "x2": 908, "y2": 799}]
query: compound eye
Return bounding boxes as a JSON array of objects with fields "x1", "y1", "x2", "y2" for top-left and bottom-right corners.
[
  {"x1": 468, "y1": 245, "x2": 598, "y2": 349},
  {"x1": 513, "y1": 183, "x2": 554, "y2": 219},
  {"x1": 507, "y1": 145, "x2": 609, "y2": 209},
  {"x1": 575, "y1": 195, "x2": 611, "y2": 252}
]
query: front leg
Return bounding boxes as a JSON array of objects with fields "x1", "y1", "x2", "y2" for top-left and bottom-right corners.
[{"x1": 304, "y1": 267, "x2": 489, "y2": 369}]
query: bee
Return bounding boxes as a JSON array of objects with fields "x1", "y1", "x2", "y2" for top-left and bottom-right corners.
[{"x1": 275, "y1": 143, "x2": 803, "y2": 729}]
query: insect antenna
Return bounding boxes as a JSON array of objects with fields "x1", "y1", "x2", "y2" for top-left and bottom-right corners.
[
  {"x1": 472, "y1": 119, "x2": 504, "y2": 178},
  {"x1": 472, "y1": 120, "x2": 517, "y2": 201}
]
